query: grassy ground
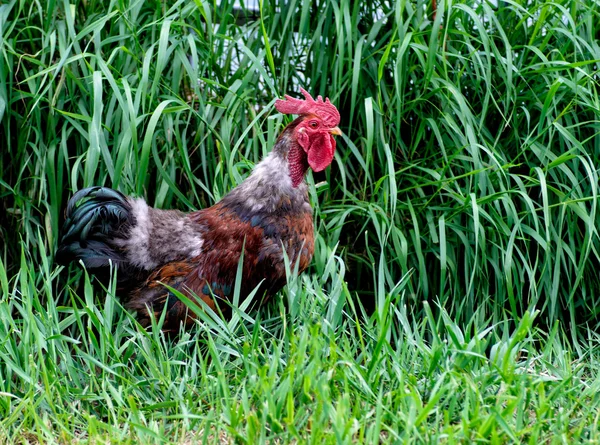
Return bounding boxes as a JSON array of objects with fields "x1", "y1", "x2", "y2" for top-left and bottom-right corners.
[{"x1": 2, "y1": 0, "x2": 600, "y2": 442}]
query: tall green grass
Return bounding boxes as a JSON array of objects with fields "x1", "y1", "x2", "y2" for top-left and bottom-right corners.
[{"x1": 2, "y1": 0, "x2": 600, "y2": 442}]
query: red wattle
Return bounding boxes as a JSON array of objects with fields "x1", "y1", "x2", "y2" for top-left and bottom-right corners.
[{"x1": 307, "y1": 134, "x2": 336, "y2": 172}]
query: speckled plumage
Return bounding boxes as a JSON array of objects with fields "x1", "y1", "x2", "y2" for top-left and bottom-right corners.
[
  {"x1": 57, "y1": 90, "x2": 340, "y2": 331},
  {"x1": 114, "y1": 198, "x2": 204, "y2": 270}
]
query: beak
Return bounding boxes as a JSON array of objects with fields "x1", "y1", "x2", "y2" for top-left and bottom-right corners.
[{"x1": 329, "y1": 126, "x2": 342, "y2": 136}]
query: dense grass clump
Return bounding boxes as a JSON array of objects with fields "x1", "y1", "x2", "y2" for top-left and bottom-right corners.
[{"x1": 2, "y1": 0, "x2": 600, "y2": 442}]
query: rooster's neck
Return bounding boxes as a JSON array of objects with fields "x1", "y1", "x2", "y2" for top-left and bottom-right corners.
[
  {"x1": 271, "y1": 117, "x2": 310, "y2": 186},
  {"x1": 219, "y1": 124, "x2": 311, "y2": 217},
  {"x1": 286, "y1": 143, "x2": 309, "y2": 187}
]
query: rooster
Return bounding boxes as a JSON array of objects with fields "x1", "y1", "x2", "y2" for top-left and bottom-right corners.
[{"x1": 56, "y1": 89, "x2": 341, "y2": 331}]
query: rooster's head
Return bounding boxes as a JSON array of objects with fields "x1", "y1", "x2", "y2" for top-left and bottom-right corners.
[{"x1": 275, "y1": 88, "x2": 341, "y2": 173}]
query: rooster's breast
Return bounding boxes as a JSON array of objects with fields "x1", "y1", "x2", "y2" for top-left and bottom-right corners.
[{"x1": 192, "y1": 201, "x2": 315, "y2": 299}]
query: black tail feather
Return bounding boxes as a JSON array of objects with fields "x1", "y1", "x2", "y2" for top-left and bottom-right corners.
[{"x1": 56, "y1": 186, "x2": 133, "y2": 272}]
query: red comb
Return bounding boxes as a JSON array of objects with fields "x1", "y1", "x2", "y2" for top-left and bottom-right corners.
[{"x1": 275, "y1": 88, "x2": 340, "y2": 127}]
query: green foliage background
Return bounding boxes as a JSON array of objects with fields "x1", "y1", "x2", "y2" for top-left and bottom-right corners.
[{"x1": 1, "y1": 0, "x2": 600, "y2": 442}]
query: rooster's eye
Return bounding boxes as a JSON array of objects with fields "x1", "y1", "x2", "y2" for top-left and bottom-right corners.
[{"x1": 309, "y1": 121, "x2": 319, "y2": 128}]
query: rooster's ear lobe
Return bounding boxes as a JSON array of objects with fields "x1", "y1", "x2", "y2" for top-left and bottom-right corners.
[{"x1": 297, "y1": 130, "x2": 310, "y2": 152}]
